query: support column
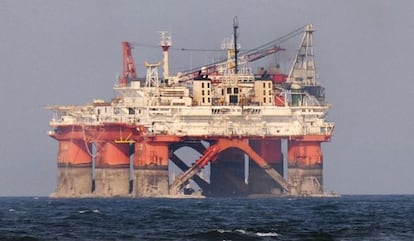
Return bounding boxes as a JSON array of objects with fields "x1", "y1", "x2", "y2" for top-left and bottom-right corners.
[
  {"x1": 53, "y1": 139, "x2": 92, "y2": 198},
  {"x1": 210, "y1": 147, "x2": 247, "y2": 197},
  {"x1": 288, "y1": 140, "x2": 323, "y2": 195},
  {"x1": 94, "y1": 141, "x2": 130, "y2": 197},
  {"x1": 133, "y1": 141, "x2": 169, "y2": 197},
  {"x1": 248, "y1": 139, "x2": 284, "y2": 196}
]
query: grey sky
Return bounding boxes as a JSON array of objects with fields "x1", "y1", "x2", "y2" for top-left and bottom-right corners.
[{"x1": 0, "y1": 0, "x2": 413, "y2": 196}]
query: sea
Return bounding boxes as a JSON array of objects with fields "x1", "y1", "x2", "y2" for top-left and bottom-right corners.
[{"x1": 0, "y1": 195, "x2": 413, "y2": 241}]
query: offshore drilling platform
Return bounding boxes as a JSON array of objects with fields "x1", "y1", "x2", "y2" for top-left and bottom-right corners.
[{"x1": 47, "y1": 22, "x2": 334, "y2": 198}]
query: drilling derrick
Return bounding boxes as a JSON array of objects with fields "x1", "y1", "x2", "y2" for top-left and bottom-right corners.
[
  {"x1": 287, "y1": 24, "x2": 325, "y2": 102},
  {"x1": 288, "y1": 24, "x2": 316, "y2": 85},
  {"x1": 47, "y1": 22, "x2": 334, "y2": 198}
]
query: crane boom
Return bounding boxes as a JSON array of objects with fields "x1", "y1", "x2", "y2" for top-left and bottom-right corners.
[
  {"x1": 243, "y1": 46, "x2": 285, "y2": 62},
  {"x1": 176, "y1": 45, "x2": 284, "y2": 82}
]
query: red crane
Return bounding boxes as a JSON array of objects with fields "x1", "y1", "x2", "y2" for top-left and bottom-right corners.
[{"x1": 120, "y1": 41, "x2": 137, "y2": 86}]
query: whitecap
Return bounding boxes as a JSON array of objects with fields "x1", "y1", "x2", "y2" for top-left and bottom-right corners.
[
  {"x1": 235, "y1": 229, "x2": 247, "y2": 234},
  {"x1": 8, "y1": 208, "x2": 16, "y2": 212},
  {"x1": 256, "y1": 232, "x2": 279, "y2": 237},
  {"x1": 78, "y1": 210, "x2": 88, "y2": 214},
  {"x1": 92, "y1": 209, "x2": 100, "y2": 213}
]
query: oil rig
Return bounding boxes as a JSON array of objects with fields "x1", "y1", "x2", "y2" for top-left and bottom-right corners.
[{"x1": 47, "y1": 22, "x2": 334, "y2": 198}]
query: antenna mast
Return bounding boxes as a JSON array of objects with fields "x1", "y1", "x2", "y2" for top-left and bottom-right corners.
[{"x1": 233, "y1": 17, "x2": 239, "y2": 74}]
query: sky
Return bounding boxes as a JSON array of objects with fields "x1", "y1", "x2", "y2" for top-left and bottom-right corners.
[{"x1": 0, "y1": 0, "x2": 413, "y2": 196}]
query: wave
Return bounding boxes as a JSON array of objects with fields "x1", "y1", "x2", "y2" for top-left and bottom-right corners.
[
  {"x1": 77, "y1": 209, "x2": 100, "y2": 214},
  {"x1": 189, "y1": 228, "x2": 280, "y2": 240}
]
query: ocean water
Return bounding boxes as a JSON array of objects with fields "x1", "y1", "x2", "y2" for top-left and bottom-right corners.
[{"x1": 0, "y1": 195, "x2": 413, "y2": 241}]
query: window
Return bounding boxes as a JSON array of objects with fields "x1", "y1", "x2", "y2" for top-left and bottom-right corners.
[
  {"x1": 202, "y1": 97, "x2": 205, "y2": 103},
  {"x1": 202, "y1": 90, "x2": 205, "y2": 95},
  {"x1": 202, "y1": 82, "x2": 205, "y2": 88},
  {"x1": 227, "y1": 88, "x2": 232, "y2": 94},
  {"x1": 268, "y1": 82, "x2": 271, "y2": 88},
  {"x1": 222, "y1": 89, "x2": 224, "y2": 95},
  {"x1": 207, "y1": 82, "x2": 210, "y2": 88},
  {"x1": 234, "y1": 88, "x2": 239, "y2": 94},
  {"x1": 263, "y1": 97, "x2": 266, "y2": 103},
  {"x1": 269, "y1": 90, "x2": 272, "y2": 95},
  {"x1": 208, "y1": 90, "x2": 210, "y2": 95},
  {"x1": 230, "y1": 95, "x2": 238, "y2": 104},
  {"x1": 263, "y1": 82, "x2": 266, "y2": 88},
  {"x1": 263, "y1": 90, "x2": 266, "y2": 95},
  {"x1": 208, "y1": 97, "x2": 210, "y2": 103}
]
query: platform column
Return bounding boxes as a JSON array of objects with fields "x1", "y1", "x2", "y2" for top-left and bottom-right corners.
[
  {"x1": 248, "y1": 139, "x2": 284, "y2": 195},
  {"x1": 287, "y1": 140, "x2": 323, "y2": 195},
  {"x1": 133, "y1": 141, "x2": 169, "y2": 197},
  {"x1": 93, "y1": 141, "x2": 130, "y2": 197},
  {"x1": 53, "y1": 139, "x2": 92, "y2": 197},
  {"x1": 210, "y1": 147, "x2": 247, "y2": 197}
]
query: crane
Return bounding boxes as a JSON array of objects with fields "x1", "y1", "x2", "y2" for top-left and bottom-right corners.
[
  {"x1": 176, "y1": 24, "x2": 305, "y2": 82},
  {"x1": 120, "y1": 41, "x2": 138, "y2": 86},
  {"x1": 119, "y1": 25, "x2": 305, "y2": 84}
]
